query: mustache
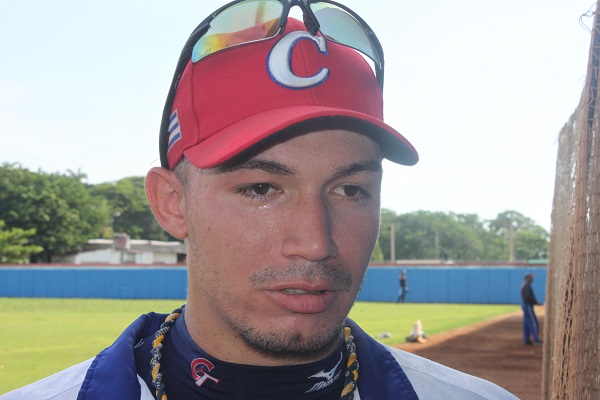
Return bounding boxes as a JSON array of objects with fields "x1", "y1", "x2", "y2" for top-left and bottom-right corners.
[{"x1": 249, "y1": 262, "x2": 352, "y2": 291}]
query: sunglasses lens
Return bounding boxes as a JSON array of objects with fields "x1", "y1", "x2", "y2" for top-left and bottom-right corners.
[
  {"x1": 309, "y1": 2, "x2": 381, "y2": 67},
  {"x1": 192, "y1": 0, "x2": 284, "y2": 62}
]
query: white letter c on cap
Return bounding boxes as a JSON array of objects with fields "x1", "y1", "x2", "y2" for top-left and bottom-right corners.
[{"x1": 268, "y1": 31, "x2": 329, "y2": 89}]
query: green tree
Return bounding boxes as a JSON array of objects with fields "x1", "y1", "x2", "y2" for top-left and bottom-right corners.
[
  {"x1": 377, "y1": 208, "x2": 400, "y2": 261},
  {"x1": 376, "y1": 208, "x2": 548, "y2": 262},
  {"x1": 0, "y1": 164, "x2": 108, "y2": 262},
  {"x1": 436, "y1": 213, "x2": 485, "y2": 261},
  {"x1": 370, "y1": 240, "x2": 384, "y2": 262},
  {"x1": 486, "y1": 210, "x2": 549, "y2": 261},
  {"x1": 394, "y1": 211, "x2": 441, "y2": 260},
  {"x1": 393, "y1": 211, "x2": 485, "y2": 261},
  {"x1": 488, "y1": 210, "x2": 538, "y2": 235},
  {"x1": 0, "y1": 220, "x2": 43, "y2": 263},
  {"x1": 89, "y1": 177, "x2": 173, "y2": 241}
]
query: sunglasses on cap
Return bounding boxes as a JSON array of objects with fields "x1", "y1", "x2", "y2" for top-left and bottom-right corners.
[{"x1": 159, "y1": 0, "x2": 386, "y2": 168}]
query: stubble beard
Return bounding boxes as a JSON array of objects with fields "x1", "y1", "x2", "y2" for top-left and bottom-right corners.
[
  {"x1": 231, "y1": 262, "x2": 355, "y2": 362},
  {"x1": 232, "y1": 318, "x2": 347, "y2": 362}
]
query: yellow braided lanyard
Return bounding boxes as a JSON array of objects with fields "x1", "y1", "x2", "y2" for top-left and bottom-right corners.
[
  {"x1": 150, "y1": 309, "x2": 182, "y2": 400},
  {"x1": 341, "y1": 326, "x2": 359, "y2": 399}
]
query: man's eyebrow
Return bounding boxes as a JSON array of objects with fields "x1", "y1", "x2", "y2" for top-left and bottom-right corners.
[
  {"x1": 213, "y1": 159, "x2": 296, "y2": 175},
  {"x1": 331, "y1": 158, "x2": 383, "y2": 180},
  {"x1": 212, "y1": 157, "x2": 382, "y2": 178}
]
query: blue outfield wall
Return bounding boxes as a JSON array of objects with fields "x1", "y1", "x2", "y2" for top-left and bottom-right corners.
[
  {"x1": 0, "y1": 265, "x2": 546, "y2": 304},
  {"x1": 357, "y1": 266, "x2": 546, "y2": 304},
  {"x1": 0, "y1": 267, "x2": 188, "y2": 299}
]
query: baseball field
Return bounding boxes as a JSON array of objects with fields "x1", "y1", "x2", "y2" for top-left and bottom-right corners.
[{"x1": 0, "y1": 298, "x2": 519, "y2": 394}]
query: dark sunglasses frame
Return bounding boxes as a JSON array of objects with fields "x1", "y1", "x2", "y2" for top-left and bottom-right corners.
[{"x1": 159, "y1": 0, "x2": 385, "y2": 168}]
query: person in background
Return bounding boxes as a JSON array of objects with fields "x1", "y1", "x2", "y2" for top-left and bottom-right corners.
[
  {"x1": 521, "y1": 273, "x2": 542, "y2": 345},
  {"x1": 405, "y1": 320, "x2": 427, "y2": 344},
  {"x1": 397, "y1": 269, "x2": 409, "y2": 303}
]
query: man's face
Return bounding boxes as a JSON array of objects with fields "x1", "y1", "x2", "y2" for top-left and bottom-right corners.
[{"x1": 180, "y1": 129, "x2": 382, "y2": 365}]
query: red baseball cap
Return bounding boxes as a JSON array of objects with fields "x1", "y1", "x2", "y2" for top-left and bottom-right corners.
[{"x1": 166, "y1": 18, "x2": 418, "y2": 169}]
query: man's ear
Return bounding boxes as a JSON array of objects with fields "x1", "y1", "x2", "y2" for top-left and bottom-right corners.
[{"x1": 145, "y1": 167, "x2": 188, "y2": 239}]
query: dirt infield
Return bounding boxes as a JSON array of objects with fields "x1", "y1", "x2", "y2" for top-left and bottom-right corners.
[{"x1": 394, "y1": 309, "x2": 544, "y2": 400}]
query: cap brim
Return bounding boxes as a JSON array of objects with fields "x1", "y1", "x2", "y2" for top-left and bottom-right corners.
[{"x1": 183, "y1": 105, "x2": 418, "y2": 168}]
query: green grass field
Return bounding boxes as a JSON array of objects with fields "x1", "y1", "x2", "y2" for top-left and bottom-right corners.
[{"x1": 0, "y1": 298, "x2": 518, "y2": 394}]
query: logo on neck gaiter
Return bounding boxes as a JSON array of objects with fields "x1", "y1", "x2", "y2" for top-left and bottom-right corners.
[
  {"x1": 305, "y1": 353, "x2": 343, "y2": 393},
  {"x1": 191, "y1": 358, "x2": 221, "y2": 388}
]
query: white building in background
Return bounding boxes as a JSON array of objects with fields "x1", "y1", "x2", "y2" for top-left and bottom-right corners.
[{"x1": 52, "y1": 234, "x2": 186, "y2": 265}]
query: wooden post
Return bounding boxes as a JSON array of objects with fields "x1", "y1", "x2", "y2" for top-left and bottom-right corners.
[
  {"x1": 390, "y1": 223, "x2": 396, "y2": 264},
  {"x1": 509, "y1": 212, "x2": 515, "y2": 262}
]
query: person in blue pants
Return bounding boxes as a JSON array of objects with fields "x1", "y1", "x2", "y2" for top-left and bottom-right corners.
[{"x1": 521, "y1": 273, "x2": 542, "y2": 345}]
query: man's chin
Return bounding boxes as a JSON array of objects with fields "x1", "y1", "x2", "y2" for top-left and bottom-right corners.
[{"x1": 238, "y1": 322, "x2": 345, "y2": 362}]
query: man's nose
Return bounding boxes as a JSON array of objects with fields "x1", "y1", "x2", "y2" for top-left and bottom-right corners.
[{"x1": 280, "y1": 194, "x2": 338, "y2": 262}]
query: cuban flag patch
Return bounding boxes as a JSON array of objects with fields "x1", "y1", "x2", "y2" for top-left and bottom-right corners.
[{"x1": 167, "y1": 110, "x2": 182, "y2": 153}]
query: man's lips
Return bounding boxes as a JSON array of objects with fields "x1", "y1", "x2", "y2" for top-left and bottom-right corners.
[
  {"x1": 262, "y1": 284, "x2": 337, "y2": 313},
  {"x1": 266, "y1": 281, "x2": 336, "y2": 293},
  {"x1": 279, "y1": 288, "x2": 327, "y2": 295}
]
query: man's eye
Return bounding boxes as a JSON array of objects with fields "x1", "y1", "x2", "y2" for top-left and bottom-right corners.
[
  {"x1": 250, "y1": 183, "x2": 271, "y2": 196},
  {"x1": 236, "y1": 183, "x2": 281, "y2": 200},
  {"x1": 334, "y1": 185, "x2": 364, "y2": 198},
  {"x1": 237, "y1": 183, "x2": 277, "y2": 198},
  {"x1": 342, "y1": 185, "x2": 360, "y2": 197}
]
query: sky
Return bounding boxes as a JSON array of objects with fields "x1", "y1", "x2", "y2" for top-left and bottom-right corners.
[{"x1": 0, "y1": 0, "x2": 595, "y2": 231}]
